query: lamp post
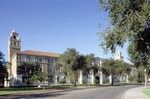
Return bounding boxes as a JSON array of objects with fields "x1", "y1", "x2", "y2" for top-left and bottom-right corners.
[{"x1": 144, "y1": 69, "x2": 147, "y2": 88}]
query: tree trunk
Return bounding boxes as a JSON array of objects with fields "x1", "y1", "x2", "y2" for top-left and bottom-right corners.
[
  {"x1": 74, "y1": 81, "x2": 77, "y2": 87},
  {"x1": 27, "y1": 77, "x2": 30, "y2": 89}
]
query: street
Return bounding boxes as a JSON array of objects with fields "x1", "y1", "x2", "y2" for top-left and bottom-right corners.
[{"x1": 22, "y1": 85, "x2": 140, "y2": 99}]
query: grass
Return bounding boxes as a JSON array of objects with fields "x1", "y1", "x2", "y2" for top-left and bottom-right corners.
[
  {"x1": 0, "y1": 85, "x2": 71, "y2": 96},
  {"x1": 0, "y1": 85, "x2": 96, "y2": 96},
  {"x1": 0, "y1": 88, "x2": 44, "y2": 95},
  {"x1": 0, "y1": 84, "x2": 130, "y2": 96},
  {"x1": 142, "y1": 87, "x2": 150, "y2": 96}
]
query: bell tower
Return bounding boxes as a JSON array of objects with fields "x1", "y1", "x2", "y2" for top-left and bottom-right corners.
[
  {"x1": 8, "y1": 30, "x2": 21, "y2": 62},
  {"x1": 116, "y1": 51, "x2": 123, "y2": 61}
]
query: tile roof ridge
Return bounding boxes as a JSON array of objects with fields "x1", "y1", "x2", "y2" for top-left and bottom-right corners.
[{"x1": 20, "y1": 50, "x2": 60, "y2": 55}]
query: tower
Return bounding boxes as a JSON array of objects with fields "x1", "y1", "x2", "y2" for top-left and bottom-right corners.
[
  {"x1": 8, "y1": 30, "x2": 21, "y2": 62},
  {"x1": 116, "y1": 51, "x2": 123, "y2": 60}
]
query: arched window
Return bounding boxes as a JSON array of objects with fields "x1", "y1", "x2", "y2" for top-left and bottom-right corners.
[
  {"x1": 14, "y1": 42, "x2": 16, "y2": 46},
  {"x1": 13, "y1": 35, "x2": 16, "y2": 39}
]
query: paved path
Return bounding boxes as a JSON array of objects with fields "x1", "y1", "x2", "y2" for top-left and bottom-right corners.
[{"x1": 124, "y1": 87, "x2": 150, "y2": 99}]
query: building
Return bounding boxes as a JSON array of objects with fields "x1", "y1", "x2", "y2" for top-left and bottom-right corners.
[
  {"x1": 6, "y1": 30, "x2": 130, "y2": 87},
  {"x1": 7, "y1": 31, "x2": 65, "y2": 87}
]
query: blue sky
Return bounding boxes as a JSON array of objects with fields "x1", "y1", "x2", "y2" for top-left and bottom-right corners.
[{"x1": 0, "y1": 0, "x2": 130, "y2": 62}]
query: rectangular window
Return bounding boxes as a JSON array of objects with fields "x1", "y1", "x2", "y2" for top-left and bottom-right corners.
[
  {"x1": 39, "y1": 57, "x2": 43, "y2": 63},
  {"x1": 51, "y1": 59, "x2": 53, "y2": 63},
  {"x1": 30, "y1": 56, "x2": 35, "y2": 62},
  {"x1": 21, "y1": 55, "x2": 26, "y2": 62},
  {"x1": 48, "y1": 59, "x2": 51, "y2": 63}
]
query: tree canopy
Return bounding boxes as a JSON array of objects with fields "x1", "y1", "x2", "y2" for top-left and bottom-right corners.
[
  {"x1": 30, "y1": 72, "x2": 53, "y2": 89},
  {"x1": 54, "y1": 48, "x2": 96, "y2": 86},
  {"x1": 99, "y1": 0, "x2": 150, "y2": 65},
  {"x1": 17, "y1": 62, "x2": 41, "y2": 88},
  {"x1": 0, "y1": 51, "x2": 7, "y2": 77},
  {"x1": 55, "y1": 48, "x2": 80, "y2": 86},
  {"x1": 100, "y1": 58, "x2": 131, "y2": 85}
]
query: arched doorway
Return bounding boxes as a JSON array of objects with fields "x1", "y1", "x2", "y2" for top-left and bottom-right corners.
[{"x1": 95, "y1": 76, "x2": 100, "y2": 84}]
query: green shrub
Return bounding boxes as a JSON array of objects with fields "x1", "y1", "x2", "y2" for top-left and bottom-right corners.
[
  {"x1": 94, "y1": 79, "x2": 99, "y2": 85},
  {"x1": 59, "y1": 79, "x2": 66, "y2": 84},
  {"x1": 128, "y1": 76, "x2": 135, "y2": 82},
  {"x1": 82, "y1": 80, "x2": 87, "y2": 85},
  {"x1": 103, "y1": 78, "x2": 109, "y2": 84}
]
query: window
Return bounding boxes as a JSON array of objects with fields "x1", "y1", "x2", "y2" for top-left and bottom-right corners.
[
  {"x1": 48, "y1": 59, "x2": 51, "y2": 63},
  {"x1": 51, "y1": 59, "x2": 53, "y2": 63},
  {"x1": 21, "y1": 55, "x2": 26, "y2": 62},
  {"x1": 14, "y1": 35, "x2": 16, "y2": 39},
  {"x1": 49, "y1": 68, "x2": 51, "y2": 72},
  {"x1": 39, "y1": 57, "x2": 43, "y2": 63},
  {"x1": 14, "y1": 42, "x2": 16, "y2": 46},
  {"x1": 30, "y1": 56, "x2": 35, "y2": 62}
]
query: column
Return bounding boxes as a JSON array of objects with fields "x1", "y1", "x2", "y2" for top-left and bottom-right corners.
[
  {"x1": 79, "y1": 70, "x2": 83, "y2": 84},
  {"x1": 109, "y1": 74, "x2": 112, "y2": 84},
  {"x1": 144, "y1": 69, "x2": 147, "y2": 88},
  {"x1": 55, "y1": 75, "x2": 58, "y2": 83},
  {"x1": 4, "y1": 78, "x2": 7, "y2": 87},
  {"x1": 91, "y1": 69, "x2": 94, "y2": 84},
  {"x1": 99, "y1": 70, "x2": 103, "y2": 84},
  {"x1": 126, "y1": 74, "x2": 129, "y2": 83}
]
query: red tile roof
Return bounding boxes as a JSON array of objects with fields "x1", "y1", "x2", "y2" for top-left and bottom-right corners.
[{"x1": 17, "y1": 50, "x2": 60, "y2": 57}]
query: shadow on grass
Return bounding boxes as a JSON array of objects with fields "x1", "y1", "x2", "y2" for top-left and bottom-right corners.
[{"x1": 0, "y1": 92, "x2": 67, "y2": 99}]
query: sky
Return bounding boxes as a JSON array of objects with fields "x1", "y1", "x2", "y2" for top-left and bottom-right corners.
[{"x1": 0, "y1": 0, "x2": 130, "y2": 63}]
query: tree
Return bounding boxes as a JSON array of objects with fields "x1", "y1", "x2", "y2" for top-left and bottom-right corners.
[
  {"x1": 121, "y1": 62, "x2": 132, "y2": 75},
  {"x1": 121, "y1": 62, "x2": 132, "y2": 83},
  {"x1": 55, "y1": 48, "x2": 81, "y2": 87},
  {"x1": 17, "y1": 62, "x2": 41, "y2": 88},
  {"x1": 30, "y1": 72, "x2": 53, "y2": 90},
  {"x1": 99, "y1": 0, "x2": 150, "y2": 65},
  {"x1": 137, "y1": 66, "x2": 145, "y2": 83},
  {"x1": 101, "y1": 58, "x2": 132, "y2": 85},
  {"x1": 100, "y1": 59, "x2": 116, "y2": 85},
  {"x1": 0, "y1": 51, "x2": 7, "y2": 87},
  {"x1": 0, "y1": 51, "x2": 7, "y2": 76},
  {"x1": 84, "y1": 54, "x2": 98, "y2": 75}
]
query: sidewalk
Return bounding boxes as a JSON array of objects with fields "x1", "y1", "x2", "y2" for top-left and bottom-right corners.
[{"x1": 124, "y1": 87, "x2": 150, "y2": 99}]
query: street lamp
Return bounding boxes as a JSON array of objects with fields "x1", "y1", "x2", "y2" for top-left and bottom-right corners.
[{"x1": 144, "y1": 69, "x2": 147, "y2": 88}]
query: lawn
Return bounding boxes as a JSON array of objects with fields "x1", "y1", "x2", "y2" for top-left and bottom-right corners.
[
  {"x1": 0, "y1": 87, "x2": 51, "y2": 96},
  {"x1": 0, "y1": 85, "x2": 96, "y2": 96},
  {"x1": 0, "y1": 86, "x2": 71, "y2": 96},
  {"x1": 142, "y1": 87, "x2": 150, "y2": 96},
  {"x1": 0, "y1": 85, "x2": 108, "y2": 96}
]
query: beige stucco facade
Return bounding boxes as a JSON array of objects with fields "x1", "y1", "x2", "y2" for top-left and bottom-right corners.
[{"x1": 7, "y1": 31, "x2": 62, "y2": 86}]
